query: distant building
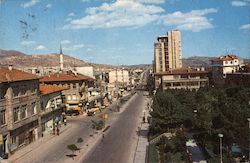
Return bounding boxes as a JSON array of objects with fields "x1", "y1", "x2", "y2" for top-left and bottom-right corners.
[
  {"x1": 0, "y1": 66, "x2": 40, "y2": 157},
  {"x1": 154, "y1": 67, "x2": 210, "y2": 90},
  {"x1": 74, "y1": 66, "x2": 94, "y2": 78},
  {"x1": 39, "y1": 84, "x2": 66, "y2": 136},
  {"x1": 211, "y1": 55, "x2": 240, "y2": 85},
  {"x1": 154, "y1": 30, "x2": 182, "y2": 73},
  {"x1": 108, "y1": 69, "x2": 129, "y2": 85}
]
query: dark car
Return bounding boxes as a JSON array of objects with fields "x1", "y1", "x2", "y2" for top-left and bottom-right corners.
[{"x1": 65, "y1": 110, "x2": 79, "y2": 116}]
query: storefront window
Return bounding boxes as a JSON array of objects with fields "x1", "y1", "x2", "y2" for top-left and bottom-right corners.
[{"x1": 0, "y1": 110, "x2": 5, "y2": 125}]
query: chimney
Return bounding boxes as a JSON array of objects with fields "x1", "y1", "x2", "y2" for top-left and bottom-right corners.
[{"x1": 8, "y1": 65, "x2": 13, "y2": 71}]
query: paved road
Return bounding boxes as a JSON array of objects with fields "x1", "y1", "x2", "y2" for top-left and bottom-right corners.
[
  {"x1": 9, "y1": 92, "x2": 140, "y2": 163},
  {"x1": 82, "y1": 92, "x2": 147, "y2": 163}
]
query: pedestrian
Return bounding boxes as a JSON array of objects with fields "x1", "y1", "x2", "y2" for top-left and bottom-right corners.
[
  {"x1": 57, "y1": 127, "x2": 60, "y2": 135},
  {"x1": 64, "y1": 118, "x2": 67, "y2": 126}
]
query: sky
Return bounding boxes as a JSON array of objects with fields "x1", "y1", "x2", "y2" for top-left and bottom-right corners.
[{"x1": 0, "y1": 0, "x2": 249, "y2": 65}]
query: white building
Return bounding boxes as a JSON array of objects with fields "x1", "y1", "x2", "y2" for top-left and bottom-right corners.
[
  {"x1": 211, "y1": 55, "x2": 241, "y2": 85},
  {"x1": 108, "y1": 69, "x2": 129, "y2": 85},
  {"x1": 74, "y1": 66, "x2": 94, "y2": 78}
]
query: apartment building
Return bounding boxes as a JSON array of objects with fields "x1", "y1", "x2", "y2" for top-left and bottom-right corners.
[
  {"x1": 108, "y1": 69, "x2": 130, "y2": 85},
  {"x1": 155, "y1": 68, "x2": 210, "y2": 90},
  {"x1": 0, "y1": 66, "x2": 40, "y2": 157},
  {"x1": 211, "y1": 55, "x2": 240, "y2": 85},
  {"x1": 154, "y1": 30, "x2": 182, "y2": 73}
]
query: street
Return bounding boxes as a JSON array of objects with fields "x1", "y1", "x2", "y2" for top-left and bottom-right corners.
[
  {"x1": 82, "y1": 92, "x2": 147, "y2": 163},
  {"x1": 8, "y1": 91, "x2": 148, "y2": 163}
]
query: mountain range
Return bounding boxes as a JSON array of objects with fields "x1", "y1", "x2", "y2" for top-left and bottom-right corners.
[{"x1": 0, "y1": 49, "x2": 249, "y2": 69}]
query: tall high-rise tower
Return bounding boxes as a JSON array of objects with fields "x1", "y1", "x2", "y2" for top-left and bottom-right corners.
[
  {"x1": 154, "y1": 30, "x2": 182, "y2": 73},
  {"x1": 59, "y1": 44, "x2": 64, "y2": 71}
]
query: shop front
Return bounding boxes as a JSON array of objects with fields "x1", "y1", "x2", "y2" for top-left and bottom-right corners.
[{"x1": 9, "y1": 120, "x2": 39, "y2": 152}]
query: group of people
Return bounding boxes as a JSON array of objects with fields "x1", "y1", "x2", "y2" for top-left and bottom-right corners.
[{"x1": 52, "y1": 116, "x2": 67, "y2": 136}]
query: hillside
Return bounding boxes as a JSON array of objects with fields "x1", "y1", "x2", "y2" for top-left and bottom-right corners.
[
  {"x1": 182, "y1": 56, "x2": 214, "y2": 67},
  {"x1": 0, "y1": 49, "x2": 26, "y2": 58},
  {"x1": 0, "y1": 49, "x2": 117, "y2": 69},
  {"x1": 0, "y1": 49, "x2": 249, "y2": 69}
]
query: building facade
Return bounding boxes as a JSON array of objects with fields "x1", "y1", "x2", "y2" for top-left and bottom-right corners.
[
  {"x1": 211, "y1": 55, "x2": 240, "y2": 85},
  {"x1": 108, "y1": 69, "x2": 130, "y2": 85},
  {"x1": 39, "y1": 84, "x2": 66, "y2": 136},
  {"x1": 0, "y1": 67, "x2": 40, "y2": 157},
  {"x1": 155, "y1": 68, "x2": 210, "y2": 90},
  {"x1": 154, "y1": 30, "x2": 182, "y2": 73},
  {"x1": 40, "y1": 72, "x2": 94, "y2": 114}
]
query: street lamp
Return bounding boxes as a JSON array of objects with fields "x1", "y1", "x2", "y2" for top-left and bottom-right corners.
[
  {"x1": 247, "y1": 118, "x2": 250, "y2": 163},
  {"x1": 218, "y1": 133, "x2": 224, "y2": 163}
]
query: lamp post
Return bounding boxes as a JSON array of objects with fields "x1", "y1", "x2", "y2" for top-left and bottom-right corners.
[
  {"x1": 247, "y1": 118, "x2": 250, "y2": 163},
  {"x1": 218, "y1": 133, "x2": 224, "y2": 163}
]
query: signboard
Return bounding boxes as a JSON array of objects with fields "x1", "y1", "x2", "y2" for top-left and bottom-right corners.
[{"x1": 0, "y1": 134, "x2": 3, "y2": 145}]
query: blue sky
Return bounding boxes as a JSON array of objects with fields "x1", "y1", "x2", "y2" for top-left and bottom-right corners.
[{"x1": 0, "y1": 0, "x2": 249, "y2": 65}]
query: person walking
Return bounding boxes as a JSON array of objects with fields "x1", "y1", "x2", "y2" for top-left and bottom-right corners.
[{"x1": 64, "y1": 118, "x2": 67, "y2": 126}]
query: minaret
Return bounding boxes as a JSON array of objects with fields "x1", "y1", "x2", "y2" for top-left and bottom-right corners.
[{"x1": 59, "y1": 44, "x2": 64, "y2": 72}]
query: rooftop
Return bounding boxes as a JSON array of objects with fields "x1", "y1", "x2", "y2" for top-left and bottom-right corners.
[
  {"x1": 0, "y1": 66, "x2": 39, "y2": 83},
  {"x1": 40, "y1": 84, "x2": 67, "y2": 95},
  {"x1": 212, "y1": 55, "x2": 238, "y2": 62},
  {"x1": 40, "y1": 72, "x2": 94, "y2": 83}
]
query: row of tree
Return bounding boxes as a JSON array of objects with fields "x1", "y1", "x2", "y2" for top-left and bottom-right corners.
[{"x1": 149, "y1": 86, "x2": 250, "y2": 154}]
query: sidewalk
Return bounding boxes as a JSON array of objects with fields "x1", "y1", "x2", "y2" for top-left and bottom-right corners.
[
  {"x1": 134, "y1": 97, "x2": 150, "y2": 163},
  {"x1": 6, "y1": 124, "x2": 72, "y2": 163},
  {"x1": 134, "y1": 122, "x2": 149, "y2": 163}
]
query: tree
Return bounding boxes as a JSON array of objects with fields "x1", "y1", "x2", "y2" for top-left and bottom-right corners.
[{"x1": 150, "y1": 91, "x2": 187, "y2": 134}]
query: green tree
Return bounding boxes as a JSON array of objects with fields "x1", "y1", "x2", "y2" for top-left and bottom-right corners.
[{"x1": 150, "y1": 91, "x2": 186, "y2": 135}]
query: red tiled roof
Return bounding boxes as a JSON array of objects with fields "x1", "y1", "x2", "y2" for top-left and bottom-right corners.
[
  {"x1": 155, "y1": 68, "x2": 209, "y2": 75},
  {"x1": 212, "y1": 55, "x2": 238, "y2": 62},
  {"x1": 40, "y1": 72, "x2": 94, "y2": 82},
  {"x1": 0, "y1": 67, "x2": 39, "y2": 83},
  {"x1": 40, "y1": 84, "x2": 67, "y2": 95}
]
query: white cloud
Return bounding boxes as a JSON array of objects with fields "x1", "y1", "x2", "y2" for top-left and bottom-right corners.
[
  {"x1": 65, "y1": 18, "x2": 73, "y2": 22},
  {"x1": 64, "y1": 0, "x2": 164, "y2": 29},
  {"x1": 21, "y1": 0, "x2": 39, "y2": 8},
  {"x1": 240, "y1": 24, "x2": 250, "y2": 30},
  {"x1": 162, "y1": 8, "x2": 218, "y2": 32},
  {"x1": 35, "y1": 45, "x2": 47, "y2": 50},
  {"x1": 68, "y1": 12, "x2": 75, "y2": 17},
  {"x1": 21, "y1": 40, "x2": 36, "y2": 46},
  {"x1": 64, "y1": 44, "x2": 84, "y2": 51},
  {"x1": 232, "y1": 0, "x2": 249, "y2": 7},
  {"x1": 61, "y1": 40, "x2": 71, "y2": 44},
  {"x1": 46, "y1": 3, "x2": 52, "y2": 9},
  {"x1": 139, "y1": 0, "x2": 165, "y2": 4}
]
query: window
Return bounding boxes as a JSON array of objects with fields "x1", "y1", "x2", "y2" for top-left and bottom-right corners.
[
  {"x1": 20, "y1": 105, "x2": 27, "y2": 119},
  {"x1": 13, "y1": 88, "x2": 19, "y2": 97},
  {"x1": 13, "y1": 107, "x2": 19, "y2": 122},
  {"x1": 30, "y1": 102, "x2": 36, "y2": 115},
  {"x1": 67, "y1": 95, "x2": 71, "y2": 100},
  {"x1": 0, "y1": 110, "x2": 5, "y2": 125},
  {"x1": 72, "y1": 95, "x2": 77, "y2": 100}
]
